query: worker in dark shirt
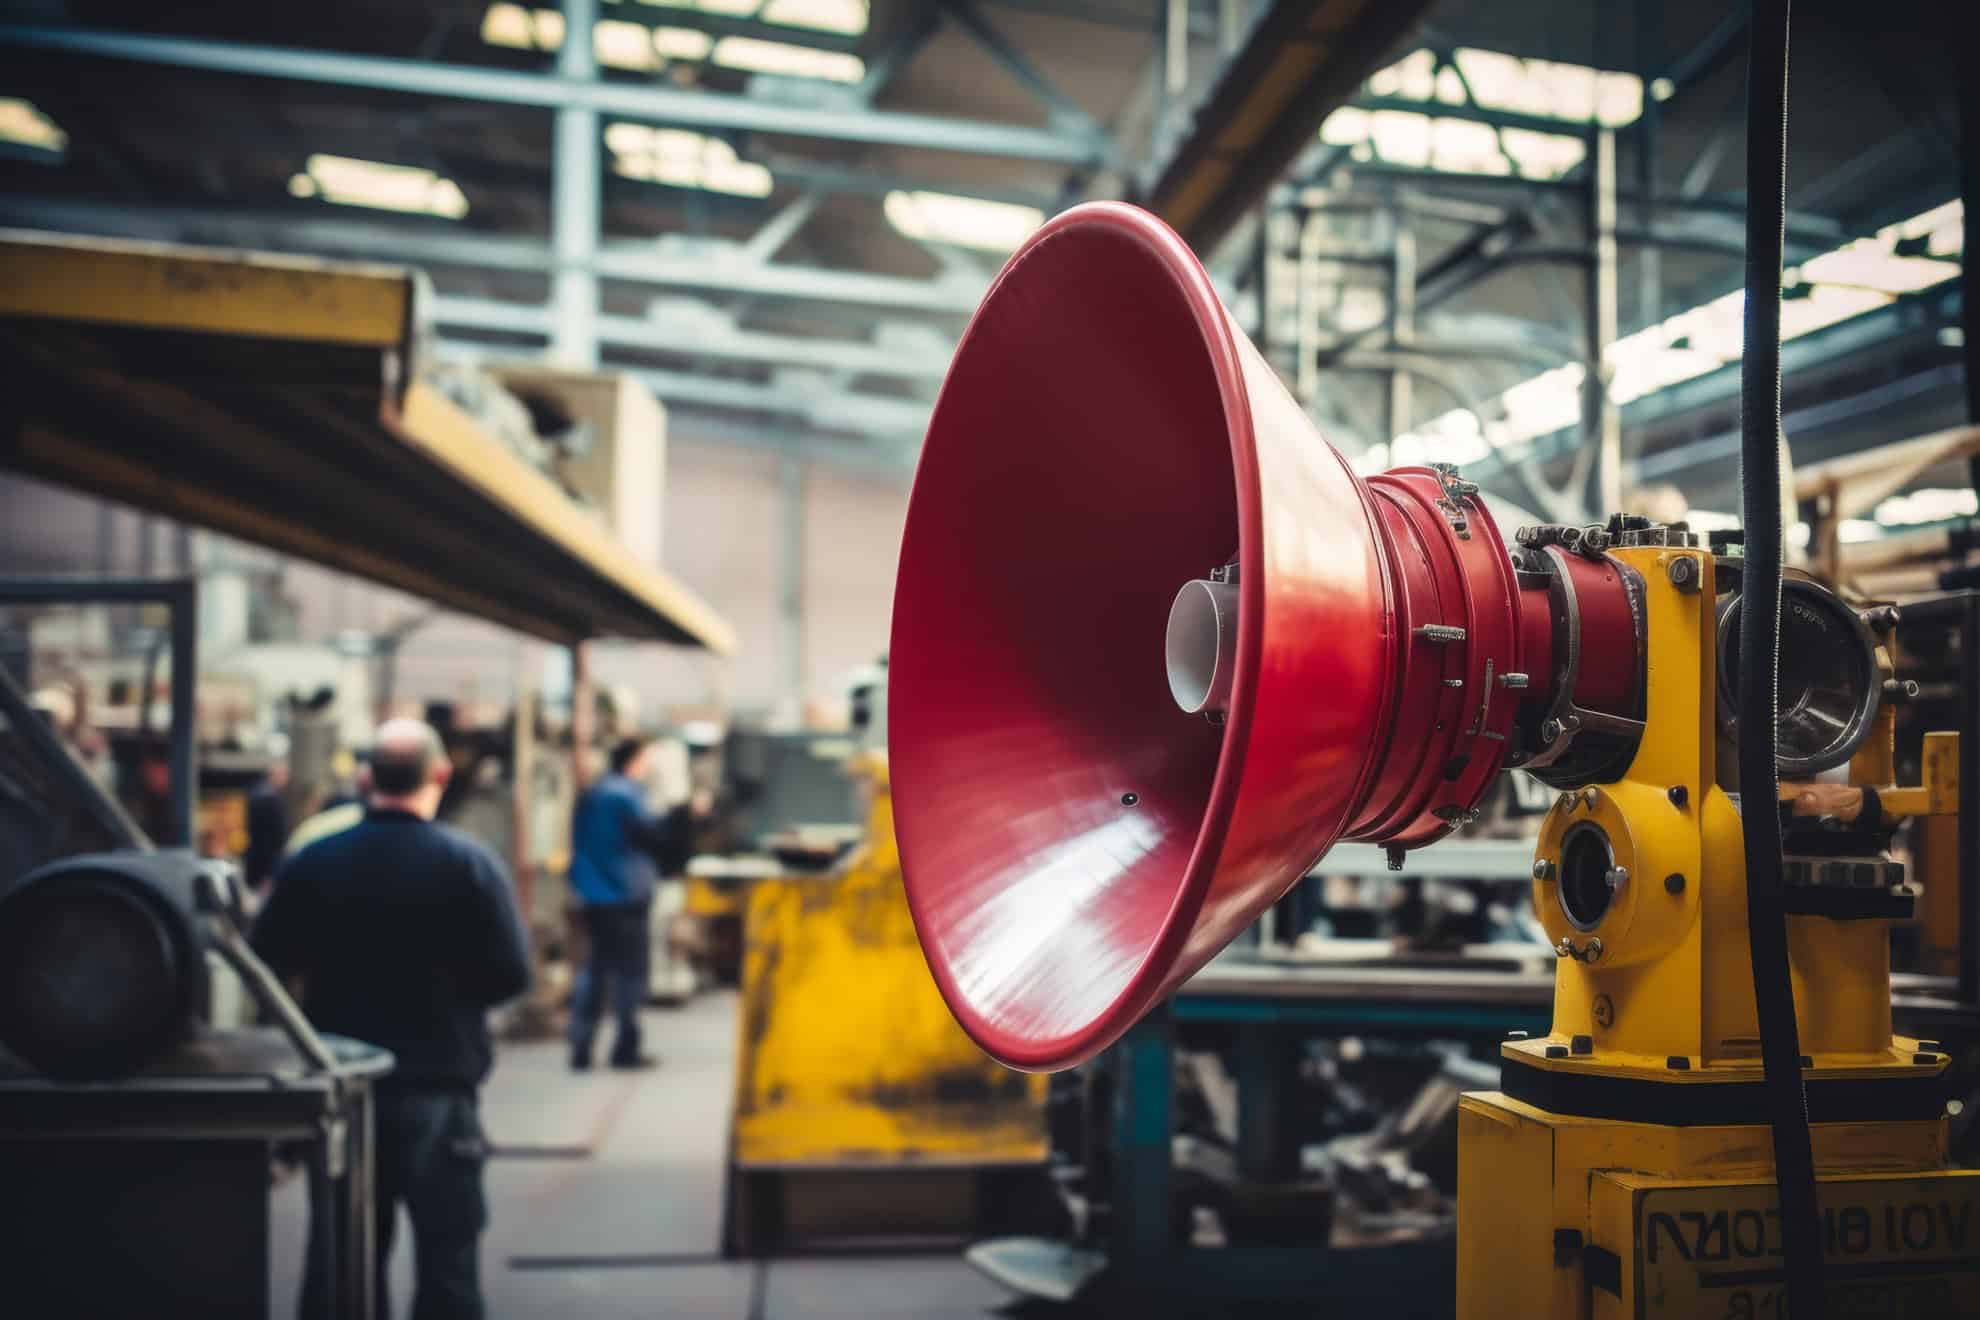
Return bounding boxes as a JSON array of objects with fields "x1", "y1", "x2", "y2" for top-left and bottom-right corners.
[
  {"x1": 254, "y1": 718, "x2": 529, "y2": 1320},
  {"x1": 567, "y1": 736, "x2": 702, "y2": 1071}
]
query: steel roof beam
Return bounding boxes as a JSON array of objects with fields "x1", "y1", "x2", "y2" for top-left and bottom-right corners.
[
  {"x1": 438, "y1": 339, "x2": 931, "y2": 458},
  {"x1": 0, "y1": 196, "x2": 989, "y2": 314},
  {"x1": 434, "y1": 295, "x2": 954, "y2": 380},
  {"x1": 938, "y1": 0, "x2": 1116, "y2": 153},
  {"x1": 1461, "y1": 283, "x2": 1962, "y2": 488},
  {"x1": 749, "y1": 155, "x2": 1059, "y2": 210},
  {"x1": 1353, "y1": 94, "x2": 1622, "y2": 141},
  {"x1": 0, "y1": 24, "x2": 1106, "y2": 165},
  {"x1": 579, "y1": 5, "x2": 864, "y2": 55}
]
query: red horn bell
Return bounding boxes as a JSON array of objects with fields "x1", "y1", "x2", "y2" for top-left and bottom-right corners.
[{"x1": 889, "y1": 203, "x2": 1549, "y2": 1072}]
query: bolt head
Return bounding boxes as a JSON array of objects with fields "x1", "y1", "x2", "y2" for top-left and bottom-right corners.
[
  {"x1": 1540, "y1": 718, "x2": 1562, "y2": 743},
  {"x1": 1666, "y1": 784, "x2": 1688, "y2": 807},
  {"x1": 1664, "y1": 872, "x2": 1685, "y2": 894},
  {"x1": 1666, "y1": 556, "x2": 1698, "y2": 589}
]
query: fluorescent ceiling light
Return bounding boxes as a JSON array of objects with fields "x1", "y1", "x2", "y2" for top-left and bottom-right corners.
[
  {"x1": 288, "y1": 154, "x2": 469, "y2": 219},
  {"x1": 653, "y1": 26, "x2": 714, "y2": 59},
  {"x1": 677, "y1": 0, "x2": 762, "y2": 16},
  {"x1": 884, "y1": 191, "x2": 1043, "y2": 252},
  {"x1": 485, "y1": 3, "x2": 864, "y2": 79},
  {"x1": 608, "y1": 123, "x2": 774, "y2": 196},
  {"x1": 594, "y1": 19, "x2": 659, "y2": 70},
  {"x1": 1367, "y1": 47, "x2": 1643, "y2": 128},
  {"x1": 627, "y1": 0, "x2": 870, "y2": 36},
  {"x1": 531, "y1": 8, "x2": 567, "y2": 46},
  {"x1": 711, "y1": 34, "x2": 863, "y2": 81},
  {"x1": 1352, "y1": 201, "x2": 1964, "y2": 474},
  {"x1": 481, "y1": 2, "x2": 534, "y2": 48},
  {"x1": 0, "y1": 97, "x2": 65, "y2": 155},
  {"x1": 759, "y1": 0, "x2": 869, "y2": 34}
]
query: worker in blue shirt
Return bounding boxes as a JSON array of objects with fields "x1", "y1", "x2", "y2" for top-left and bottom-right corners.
[{"x1": 567, "y1": 736, "x2": 705, "y2": 1071}]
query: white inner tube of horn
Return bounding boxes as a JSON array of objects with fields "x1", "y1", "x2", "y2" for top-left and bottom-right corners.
[{"x1": 1165, "y1": 577, "x2": 1238, "y2": 716}]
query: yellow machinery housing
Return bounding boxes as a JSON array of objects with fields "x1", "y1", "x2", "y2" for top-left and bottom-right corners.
[
  {"x1": 1458, "y1": 544, "x2": 1979, "y2": 1317},
  {"x1": 724, "y1": 753, "x2": 1050, "y2": 1253}
]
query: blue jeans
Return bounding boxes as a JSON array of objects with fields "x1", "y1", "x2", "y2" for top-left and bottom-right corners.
[
  {"x1": 305, "y1": 1089, "x2": 488, "y2": 1319},
  {"x1": 568, "y1": 902, "x2": 651, "y2": 1064}
]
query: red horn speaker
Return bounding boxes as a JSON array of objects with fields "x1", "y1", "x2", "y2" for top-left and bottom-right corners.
[{"x1": 890, "y1": 203, "x2": 1617, "y2": 1071}]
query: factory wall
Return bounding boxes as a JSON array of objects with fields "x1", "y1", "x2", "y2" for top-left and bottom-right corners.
[{"x1": 0, "y1": 451, "x2": 912, "y2": 726}]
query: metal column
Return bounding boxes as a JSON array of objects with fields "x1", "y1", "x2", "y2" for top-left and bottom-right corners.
[
  {"x1": 1584, "y1": 127, "x2": 1621, "y2": 513},
  {"x1": 1962, "y1": 592, "x2": 1979, "y2": 1009},
  {"x1": 1164, "y1": 0, "x2": 1190, "y2": 96},
  {"x1": 1636, "y1": 0, "x2": 1664, "y2": 333},
  {"x1": 167, "y1": 577, "x2": 197, "y2": 846},
  {"x1": 778, "y1": 454, "x2": 806, "y2": 714},
  {"x1": 570, "y1": 639, "x2": 593, "y2": 793},
  {"x1": 551, "y1": 0, "x2": 600, "y2": 370},
  {"x1": 1389, "y1": 222, "x2": 1417, "y2": 442},
  {"x1": 1111, "y1": 1014, "x2": 1174, "y2": 1270}
]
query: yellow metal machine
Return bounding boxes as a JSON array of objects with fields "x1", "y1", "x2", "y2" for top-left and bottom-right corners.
[
  {"x1": 1458, "y1": 543, "x2": 1979, "y2": 1317},
  {"x1": 724, "y1": 752, "x2": 1050, "y2": 1253}
]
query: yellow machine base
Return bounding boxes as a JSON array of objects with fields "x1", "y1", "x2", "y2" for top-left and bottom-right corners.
[
  {"x1": 725, "y1": 760, "x2": 1048, "y2": 1252},
  {"x1": 1458, "y1": 1091, "x2": 1980, "y2": 1317}
]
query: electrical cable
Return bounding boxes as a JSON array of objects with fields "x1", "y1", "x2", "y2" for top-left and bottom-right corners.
[{"x1": 1737, "y1": 0, "x2": 1825, "y2": 1316}]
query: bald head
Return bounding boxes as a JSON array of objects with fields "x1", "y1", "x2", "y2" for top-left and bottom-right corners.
[{"x1": 368, "y1": 718, "x2": 448, "y2": 809}]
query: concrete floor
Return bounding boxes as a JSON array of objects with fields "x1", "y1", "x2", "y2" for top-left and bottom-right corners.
[{"x1": 271, "y1": 990, "x2": 1021, "y2": 1318}]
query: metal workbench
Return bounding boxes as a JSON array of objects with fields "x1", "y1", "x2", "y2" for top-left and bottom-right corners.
[{"x1": 0, "y1": 1029, "x2": 393, "y2": 1317}]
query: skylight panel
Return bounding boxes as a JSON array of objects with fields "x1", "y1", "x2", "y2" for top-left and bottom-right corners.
[
  {"x1": 1798, "y1": 239, "x2": 1959, "y2": 295},
  {"x1": 1876, "y1": 488, "x2": 1980, "y2": 526},
  {"x1": 1366, "y1": 47, "x2": 1642, "y2": 127},
  {"x1": 883, "y1": 191, "x2": 1044, "y2": 253},
  {"x1": 1322, "y1": 106, "x2": 1587, "y2": 180},
  {"x1": 288, "y1": 154, "x2": 469, "y2": 219},
  {"x1": 0, "y1": 97, "x2": 65, "y2": 156},
  {"x1": 1350, "y1": 202, "x2": 1963, "y2": 476}
]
